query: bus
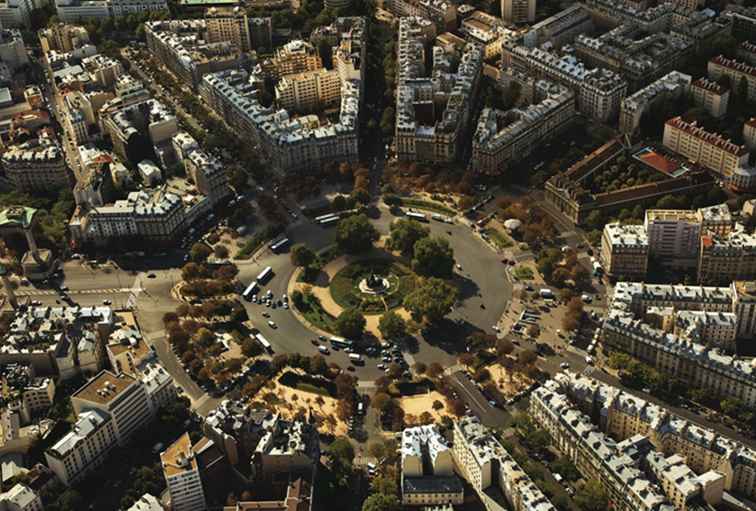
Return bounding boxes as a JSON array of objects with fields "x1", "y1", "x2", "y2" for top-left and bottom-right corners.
[
  {"x1": 270, "y1": 238, "x2": 290, "y2": 253},
  {"x1": 255, "y1": 333, "x2": 272, "y2": 352},
  {"x1": 315, "y1": 213, "x2": 339, "y2": 223},
  {"x1": 242, "y1": 281, "x2": 258, "y2": 301},
  {"x1": 318, "y1": 215, "x2": 340, "y2": 226},
  {"x1": 405, "y1": 211, "x2": 428, "y2": 222},
  {"x1": 257, "y1": 266, "x2": 273, "y2": 283},
  {"x1": 330, "y1": 336, "x2": 353, "y2": 349}
]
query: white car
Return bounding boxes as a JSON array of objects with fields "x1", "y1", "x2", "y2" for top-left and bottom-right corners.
[
  {"x1": 560, "y1": 362, "x2": 570, "y2": 370},
  {"x1": 267, "y1": 320, "x2": 277, "y2": 329}
]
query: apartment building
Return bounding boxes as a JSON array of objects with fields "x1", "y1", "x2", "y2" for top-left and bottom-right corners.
[
  {"x1": 601, "y1": 223, "x2": 649, "y2": 279},
  {"x1": 200, "y1": 18, "x2": 365, "y2": 174},
  {"x1": 506, "y1": 44, "x2": 627, "y2": 122},
  {"x1": 0, "y1": 28, "x2": 27, "y2": 69},
  {"x1": 145, "y1": 19, "x2": 245, "y2": 87},
  {"x1": 604, "y1": 283, "x2": 756, "y2": 406},
  {"x1": 0, "y1": 484, "x2": 43, "y2": 511},
  {"x1": 81, "y1": 53, "x2": 123, "y2": 89},
  {"x1": 249, "y1": 17, "x2": 272, "y2": 53},
  {"x1": 708, "y1": 55, "x2": 756, "y2": 103},
  {"x1": 472, "y1": 78, "x2": 575, "y2": 174},
  {"x1": 502, "y1": 0, "x2": 534, "y2": 23},
  {"x1": 2, "y1": 135, "x2": 69, "y2": 192},
  {"x1": 267, "y1": 39, "x2": 322, "y2": 79},
  {"x1": 71, "y1": 370, "x2": 154, "y2": 445},
  {"x1": 619, "y1": 71, "x2": 691, "y2": 135},
  {"x1": 55, "y1": 0, "x2": 168, "y2": 22},
  {"x1": 0, "y1": 363, "x2": 56, "y2": 424},
  {"x1": 161, "y1": 432, "x2": 207, "y2": 511},
  {"x1": 522, "y1": 5, "x2": 593, "y2": 49},
  {"x1": 127, "y1": 493, "x2": 164, "y2": 511},
  {"x1": 453, "y1": 416, "x2": 556, "y2": 511},
  {"x1": 275, "y1": 68, "x2": 342, "y2": 112},
  {"x1": 690, "y1": 78, "x2": 729, "y2": 119},
  {"x1": 722, "y1": 5, "x2": 756, "y2": 42},
  {"x1": 738, "y1": 41, "x2": 756, "y2": 67},
  {"x1": 663, "y1": 116, "x2": 756, "y2": 191},
  {"x1": 460, "y1": 10, "x2": 517, "y2": 59},
  {"x1": 383, "y1": 0, "x2": 456, "y2": 31},
  {"x1": 698, "y1": 230, "x2": 756, "y2": 285},
  {"x1": 744, "y1": 117, "x2": 756, "y2": 151},
  {"x1": 573, "y1": 25, "x2": 693, "y2": 91},
  {"x1": 38, "y1": 23, "x2": 89, "y2": 52},
  {"x1": 44, "y1": 409, "x2": 117, "y2": 485},
  {"x1": 395, "y1": 16, "x2": 483, "y2": 164},
  {"x1": 400, "y1": 425, "x2": 462, "y2": 507},
  {"x1": 552, "y1": 371, "x2": 756, "y2": 501},
  {"x1": 530, "y1": 384, "x2": 673, "y2": 511},
  {"x1": 205, "y1": 6, "x2": 250, "y2": 51},
  {"x1": 643, "y1": 209, "x2": 703, "y2": 268},
  {"x1": 101, "y1": 98, "x2": 177, "y2": 164}
]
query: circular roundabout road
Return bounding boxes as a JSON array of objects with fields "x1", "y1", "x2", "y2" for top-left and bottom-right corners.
[{"x1": 235, "y1": 203, "x2": 513, "y2": 383}]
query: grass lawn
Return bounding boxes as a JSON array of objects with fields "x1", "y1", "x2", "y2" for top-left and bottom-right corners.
[
  {"x1": 512, "y1": 265, "x2": 535, "y2": 280},
  {"x1": 298, "y1": 293, "x2": 337, "y2": 333},
  {"x1": 330, "y1": 259, "x2": 413, "y2": 313},
  {"x1": 483, "y1": 227, "x2": 514, "y2": 249},
  {"x1": 399, "y1": 198, "x2": 456, "y2": 216}
]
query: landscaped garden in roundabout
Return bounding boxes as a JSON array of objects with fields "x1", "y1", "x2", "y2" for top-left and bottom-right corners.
[
  {"x1": 329, "y1": 258, "x2": 415, "y2": 313},
  {"x1": 289, "y1": 213, "x2": 460, "y2": 340}
]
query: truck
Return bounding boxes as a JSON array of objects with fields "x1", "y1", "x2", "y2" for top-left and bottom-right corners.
[{"x1": 539, "y1": 288, "x2": 554, "y2": 299}]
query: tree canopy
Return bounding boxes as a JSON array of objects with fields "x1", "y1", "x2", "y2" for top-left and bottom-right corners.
[
  {"x1": 336, "y1": 214, "x2": 379, "y2": 253},
  {"x1": 412, "y1": 236, "x2": 454, "y2": 278},
  {"x1": 378, "y1": 310, "x2": 407, "y2": 340},
  {"x1": 336, "y1": 308, "x2": 367, "y2": 339},
  {"x1": 403, "y1": 277, "x2": 457, "y2": 323},
  {"x1": 388, "y1": 218, "x2": 429, "y2": 254}
]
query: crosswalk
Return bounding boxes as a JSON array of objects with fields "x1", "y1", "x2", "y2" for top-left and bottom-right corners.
[{"x1": 15, "y1": 287, "x2": 138, "y2": 297}]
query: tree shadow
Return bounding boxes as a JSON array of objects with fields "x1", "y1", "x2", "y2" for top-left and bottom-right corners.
[
  {"x1": 454, "y1": 274, "x2": 481, "y2": 302},
  {"x1": 420, "y1": 318, "x2": 479, "y2": 355}
]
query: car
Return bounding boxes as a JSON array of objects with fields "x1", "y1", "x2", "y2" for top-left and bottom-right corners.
[
  {"x1": 60, "y1": 285, "x2": 68, "y2": 292},
  {"x1": 456, "y1": 263, "x2": 462, "y2": 270},
  {"x1": 147, "y1": 273, "x2": 156, "y2": 278},
  {"x1": 489, "y1": 400, "x2": 497, "y2": 407},
  {"x1": 560, "y1": 362, "x2": 570, "y2": 370},
  {"x1": 377, "y1": 363, "x2": 386, "y2": 370},
  {"x1": 262, "y1": 312, "x2": 270, "y2": 318},
  {"x1": 267, "y1": 320, "x2": 277, "y2": 329},
  {"x1": 102, "y1": 299, "x2": 112, "y2": 305},
  {"x1": 347, "y1": 366, "x2": 355, "y2": 372},
  {"x1": 31, "y1": 300, "x2": 42, "y2": 306},
  {"x1": 585, "y1": 356, "x2": 594, "y2": 364}
]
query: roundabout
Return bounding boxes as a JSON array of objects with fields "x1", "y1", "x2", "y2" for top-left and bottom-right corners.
[{"x1": 329, "y1": 257, "x2": 414, "y2": 314}]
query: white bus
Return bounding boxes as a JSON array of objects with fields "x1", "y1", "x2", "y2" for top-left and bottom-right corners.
[
  {"x1": 257, "y1": 266, "x2": 273, "y2": 283},
  {"x1": 255, "y1": 333, "x2": 272, "y2": 352},
  {"x1": 242, "y1": 281, "x2": 258, "y2": 301},
  {"x1": 315, "y1": 213, "x2": 339, "y2": 222},
  {"x1": 405, "y1": 211, "x2": 428, "y2": 222},
  {"x1": 349, "y1": 353, "x2": 362, "y2": 363},
  {"x1": 319, "y1": 215, "x2": 340, "y2": 226},
  {"x1": 270, "y1": 238, "x2": 290, "y2": 253},
  {"x1": 330, "y1": 336, "x2": 353, "y2": 349}
]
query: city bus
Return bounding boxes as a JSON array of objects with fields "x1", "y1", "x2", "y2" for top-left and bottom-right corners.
[
  {"x1": 257, "y1": 266, "x2": 273, "y2": 283},
  {"x1": 330, "y1": 336, "x2": 353, "y2": 349},
  {"x1": 255, "y1": 333, "x2": 273, "y2": 353},
  {"x1": 270, "y1": 238, "x2": 290, "y2": 253},
  {"x1": 315, "y1": 213, "x2": 340, "y2": 223},
  {"x1": 242, "y1": 281, "x2": 258, "y2": 301},
  {"x1": 319, "y1": 216, "x2": 339, "y2": 226},
  {"x1": 405, "y1": 211, "x2": 428, "y2": 222}
]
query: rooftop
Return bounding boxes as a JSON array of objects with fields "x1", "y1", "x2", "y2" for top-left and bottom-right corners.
[{"x1": 72, "y1": 370, "x2": 136, "y2": 406}]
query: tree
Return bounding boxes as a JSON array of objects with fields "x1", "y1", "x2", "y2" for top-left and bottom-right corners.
[
  {"x1": 371, "y1": 474, "x2": 398, "y2": 496},
  {"x1": 242, "y1": 338, "x2": 262, "y2": 357},
  {"x1": 362, "y1": 493, "x2": 399, "y2": 511},
  {"x1": 291, "y1": 244, "x2": 316, "y2": 267},
  {"x1": 181, "y1": 262, "x2": 202, "y2": 281},
  {"x1": 213, "y1": 244, "x2": 229, "y2": 259},
  {"x1": 336, "y1": 308, "x2": 366, "y2": 339},
  {"x1": 380, "y1": 107, "x2": 395, "y2": 136},
  {"x1": 574, "y1": 480, "x2": 609, "y2": 511},
  {"x1": 378, "y1": 311, "x2": 407, "y2": 340},
  {"x1": 426, "y1": 362, "x2": 444, "y2": 379},
  {"x1": 336, "y1": 214, "x2": 379, "y2": 253},
  {"x1": 526, "y1": 324, "x2": 540, "y2": 339},
  {"x1": 372, "y1": 392, "x2": 392, "y2": 412},
  {"x1": 388, "y1": 219, "x2": 429, "y2": 254},
  {"x1": 403, "y1": 278, "x2": 456, "y2": 323},
  {"x1": 412, "y1": 236, "x2": 454, "y2": 278},
  {"x1": 326, "y1": 436, "x2": 355, "y2": 488},
  {"x1": 496, "y1": 339, "x2": 514, "y2": 357},
  {"x1": 518, "y1": 349, "x2": 537, "y2": 366},
  {"x1": 414, "y1": 362, "x2": 427, "y2": 374},
  {"x1": 190, "y1": 242, "x2": 212, "y2": 263}
]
